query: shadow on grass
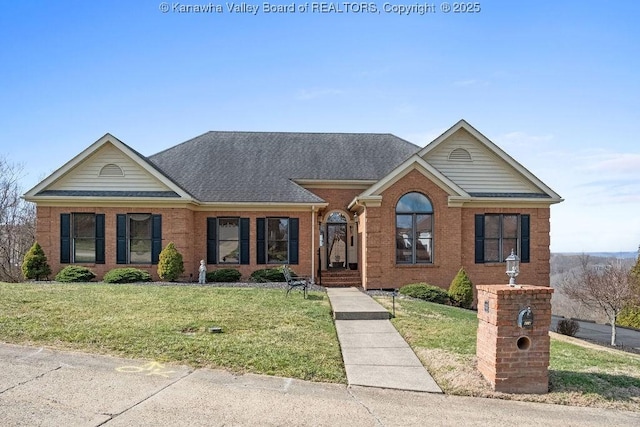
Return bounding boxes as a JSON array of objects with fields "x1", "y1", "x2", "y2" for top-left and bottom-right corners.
[
  {"x1": 305, "y1": 294, "x2": 325, "y2": 301},
  {"x1": 550, "y1": 369, "x2": 640, "y2": 402}
]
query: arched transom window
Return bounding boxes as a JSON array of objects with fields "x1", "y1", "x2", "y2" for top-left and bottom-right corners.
[{"x1": 396, "y1": 192, "x2": 433, "y2": 264}]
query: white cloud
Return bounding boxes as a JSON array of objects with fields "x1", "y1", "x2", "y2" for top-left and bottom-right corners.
[{"x1": 582, "y1": 153, "x2": 640, "y2": 174}]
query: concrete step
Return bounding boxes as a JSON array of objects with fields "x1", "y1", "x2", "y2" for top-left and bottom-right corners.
[
  {"x1": 321, "y1": 271, "x2": 362, "y2": 288},
  {"x1": 326, "y1": 287, "x2": 390, "y2": 320}
]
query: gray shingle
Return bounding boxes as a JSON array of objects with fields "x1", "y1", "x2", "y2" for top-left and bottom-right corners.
[{"x1": 148, "y1": 132, "x2": 420, "y2": 203}]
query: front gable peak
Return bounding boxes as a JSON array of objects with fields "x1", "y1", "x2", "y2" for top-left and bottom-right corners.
[
  {"x1": 24, "y1": 134, "x2": 192, "y2": 202},
  {"x1": 418, "y1": 120, "x2": 563, "y2": 202}
]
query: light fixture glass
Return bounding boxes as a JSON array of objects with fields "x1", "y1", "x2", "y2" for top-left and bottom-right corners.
[{"x1": 506, "y1": 249, "x2": 520, "y2": 286}]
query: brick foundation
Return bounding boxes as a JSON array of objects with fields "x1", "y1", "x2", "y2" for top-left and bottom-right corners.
[{"x1": 476, "y1": 284, "x2": 554, "y2": 394}]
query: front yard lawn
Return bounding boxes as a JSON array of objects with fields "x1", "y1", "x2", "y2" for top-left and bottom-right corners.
[
  {"x1": 0, "y1": 282, "x2": 345, "y2": 383},
  {"x1": 376, "y1": 296, "x2": 640, "y2": 412}
]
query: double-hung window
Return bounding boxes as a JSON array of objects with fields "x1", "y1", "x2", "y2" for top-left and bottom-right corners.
[
  {"x1": 475, "y1": 214, "x2": 530, "y2": 263},
  {"x1": 256, "y1": 217, "x2": 299, "y2": 264},
  {"x1": 60, "y1": 213, "x2": 105, "y2": 264},
  {"x1": 116, "y1": 214, "x2": 162, "y2": 264},
  {"x1": 206, "y1": 217, "x2": 249, "y2": 264}
]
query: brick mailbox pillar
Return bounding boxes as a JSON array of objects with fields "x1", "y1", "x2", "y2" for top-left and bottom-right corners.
[{"x1": 476, "y1": 284, "x2": 554, "y2": 394}]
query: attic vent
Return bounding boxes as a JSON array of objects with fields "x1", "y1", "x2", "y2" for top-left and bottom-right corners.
[
  {"x1": 99, "y1": 164, "x2": 124, "y2": 177},
  {"x1": 448, "y1": 148, "x2": 472, "y2": 162}
]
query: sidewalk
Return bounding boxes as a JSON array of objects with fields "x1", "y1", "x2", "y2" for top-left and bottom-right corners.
[
  {"x1": 2, "y1": 342, "x2": 638, "y2": 426},
  {"x1": 326, "y1": 287, "x2": 442, "y2": 393}
]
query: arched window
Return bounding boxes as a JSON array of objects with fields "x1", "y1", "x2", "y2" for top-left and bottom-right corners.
[{"x1": 396, "y1": 192, "x2": 433, "y2": 264}]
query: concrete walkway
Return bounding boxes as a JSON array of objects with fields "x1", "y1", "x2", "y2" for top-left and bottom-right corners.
[{"x1": 326, "y1": 287, "x2": 442, "y2": 393}]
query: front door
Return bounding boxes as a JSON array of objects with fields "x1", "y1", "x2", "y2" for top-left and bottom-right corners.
[{"x1": 327, "y1": 222, "x2": 347, "y2": 270}]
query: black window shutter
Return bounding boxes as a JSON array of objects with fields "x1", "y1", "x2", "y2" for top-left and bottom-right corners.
[
  {"x1": 521, "y1": 214, "x2": 530, "y2": 263},
  {"x1": 257, "y1": 218, "x2": 266, "y2": 264},
  {"x1": 151, "y1": 214, "x2": 162, "y2": 264},
  {"x1": 116, "y1": 214, "x2": 127, "y2": 264},
  {"x1": 60, "y1": 213, "x2": 71, "y2": 264},
  {"x1": 95, "y1": 214, "x2": 105, "y2": 264},
  {"x1": 474, "y1": 214, "x2": 485, "y2": 264},
  {"x1": 289, "y1": 218, "x2": 299, "y2": 265},
  {"x1": 206, "y1": 217, "x2": 217, "y2": 264},
  {"x1": 240, "y1": 218, "x2": 250, "y2": 265}
]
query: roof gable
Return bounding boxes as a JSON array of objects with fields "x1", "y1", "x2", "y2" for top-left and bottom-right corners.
[
  {"x1": 24, "y1": 134, "x2": 192, "y2": 201},
  {"x1": 419, "y1": 120, "x2": 563, "y2": 201},
  {"x1": 355, "y1": 154, "x2": 469, "y2": 201}
]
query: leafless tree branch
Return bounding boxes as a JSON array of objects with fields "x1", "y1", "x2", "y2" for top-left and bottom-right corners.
[{"x1": 0, "y1": 156, "x2": 36, "y2": 282}]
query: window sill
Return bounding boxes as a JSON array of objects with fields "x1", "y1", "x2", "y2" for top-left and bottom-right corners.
[{"x1": 395, "y1": 263, "x2": 437, "y2": 268}]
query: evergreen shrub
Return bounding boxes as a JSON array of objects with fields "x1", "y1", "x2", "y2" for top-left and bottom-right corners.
[
  {"x1": 250, "y1": 268, "x2": 286, "y2": 282},
  {"x1": 618, "y1": 305, "x2": 640, "y2": 329},
  {"x1": 103, "y1": 268, "x2": 152, "y2": 284},
  {"x1": 399, "y1": 283, "x2": 449, "y2": 304},
  {"x1": 157, "y1": 242, "x2": 184, "y2": 281},
  {"x1": 206, "y1": 268, "x2": 242, "y2": 283},
  {"x1": 448, "y1": 267, "x2": 474, "y2": 309},
  {"x1": 21, "y1": 242, "x2": 52, "y2": 280},
  {"x1": 55, "y1": 265, "x2": 96, "y2": 283}
]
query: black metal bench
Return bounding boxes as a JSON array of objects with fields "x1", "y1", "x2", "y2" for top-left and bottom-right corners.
[{"x1": 283, "y1": 265, "x2": 309, "y2": 298}]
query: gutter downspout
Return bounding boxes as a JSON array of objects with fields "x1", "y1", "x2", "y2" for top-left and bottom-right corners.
[{"x1": 311, "y1": 206, "x2": 315, "y2": 284}]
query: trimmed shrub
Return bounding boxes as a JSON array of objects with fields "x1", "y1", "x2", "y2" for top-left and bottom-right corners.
[
  {"x1": 555, "y1": 318, "x2": 580, "y2": 337},
  {"x1": 399, "y1": 283, "x2": 449, "y2": 304},
  {"x1": 250, "y1": 268, "x2": 286, "y2": 282},
  {"x1": 618, "y1": 305, "x2": 640, "y2": 329},
  {"x1": 157, "y1": 242, "x2": 184, "y2": 281},
  {"x1": 103, "y1": 268, "x2": 152, "y2": 284},
  {"x1": 206, "y1": 268, "x2": 242, "y2": 283},
  {"x1": 21, "y1": 242, "x2": 52, "y2": 280},
  {"x1": 55, "y1": 265, "x2": 96, "y2": 283},
  {"x1": 448, "y1": 267, "x2": 474, "y2": 309}
]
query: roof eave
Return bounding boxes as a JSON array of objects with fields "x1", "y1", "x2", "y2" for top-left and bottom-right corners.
[{"x1": 448, "y1": 195, "x2": 564, "y2": 208}]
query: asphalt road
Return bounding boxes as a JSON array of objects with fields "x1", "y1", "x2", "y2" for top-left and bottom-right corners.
[
  {"x1": 551, "y1": 316, "x2": 640, "y2": 351},
  {"x1": 1, "y1": 343, "x2": 638, "y2": 426}
]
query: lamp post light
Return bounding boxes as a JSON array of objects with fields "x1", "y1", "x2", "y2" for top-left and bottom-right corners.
[{"x1": 506, "y1": 249, "x2": 520, "y2": 286}]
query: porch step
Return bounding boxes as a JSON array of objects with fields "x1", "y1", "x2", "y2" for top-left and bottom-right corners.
[
  {"x1": 321, "y1": 270, "x2": 362, "y2": 288},
  {"x1": 327, "y1": 287, "x2": 391, "y2": 320}
]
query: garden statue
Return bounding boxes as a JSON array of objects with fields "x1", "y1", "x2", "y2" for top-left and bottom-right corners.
[{"x1": 198, "y1": 259, "x2": 206, "y2": 284}]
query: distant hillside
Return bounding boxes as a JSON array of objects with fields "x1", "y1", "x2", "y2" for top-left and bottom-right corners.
[
  {"x1": 553, "y1": 252, "x2": 638, "y2": 259},
  {"x1": 550, "y1": 252, "x2": 637, "y2": 322}
]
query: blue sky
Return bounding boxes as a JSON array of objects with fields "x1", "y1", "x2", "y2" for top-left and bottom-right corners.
[{"x1": 1, "y1": 1, "x2": 638, "y2": 252}]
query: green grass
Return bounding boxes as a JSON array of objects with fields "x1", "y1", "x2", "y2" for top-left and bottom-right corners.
[
  {"x1": 3, "y1": 282, "x2": 640, "y2": 411},
  {"x1": 376, "y1": 296, "x2": 640, "y2": 411},
  {"x1": 0, "y1": 282, "x2": 345, "y2": 383}
]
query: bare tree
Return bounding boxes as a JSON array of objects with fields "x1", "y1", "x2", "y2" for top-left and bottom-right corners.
[
  {"x1": 562, "y1": 254, "x2": 640, "y2": 346},
  {"x1": 0, "y1": 156, "x2": 36, "y2": 282}
]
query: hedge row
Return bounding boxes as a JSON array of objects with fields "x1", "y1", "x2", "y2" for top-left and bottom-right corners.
[{"x1": 51, "y1": 265, "x2": 253, "y2": 284}]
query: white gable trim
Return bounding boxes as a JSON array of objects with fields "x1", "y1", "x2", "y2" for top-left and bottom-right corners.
[
  {"x1": 24, "y1": 133, "x2": 194, "y2": 201},
  {"x1": 419, "y1": 120, "x2": 563, "y2": 201},
  {"x1": 348, "y1": 155, "x2": 469, "y2": 210},
  {"x1": 362, "y1": 155, "x2": 468, "y2": 198}
]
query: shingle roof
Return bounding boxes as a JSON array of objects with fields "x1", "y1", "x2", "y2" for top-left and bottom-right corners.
[{"x1": 148, "y1": 132, "x2": 420, "y2": 203}]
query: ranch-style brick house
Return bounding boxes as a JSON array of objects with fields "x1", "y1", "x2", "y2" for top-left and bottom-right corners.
[{"x1": 24, "y1": 120, "x2": 563, "y2": 290}]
